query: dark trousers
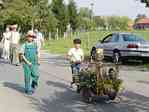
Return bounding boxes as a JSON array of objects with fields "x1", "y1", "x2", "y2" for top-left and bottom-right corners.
[{"x1": 71, "y1": 63, "x2": 81, "y2": 75}]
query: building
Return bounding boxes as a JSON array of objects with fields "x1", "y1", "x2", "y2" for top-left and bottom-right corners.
[{"x1": 134, "y1": 18, "x2": 149, "y2": 30}]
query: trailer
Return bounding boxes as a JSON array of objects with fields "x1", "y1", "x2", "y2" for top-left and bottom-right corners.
[{"x1": 73, "y1": 48, "x2": 123, "y2": 103}]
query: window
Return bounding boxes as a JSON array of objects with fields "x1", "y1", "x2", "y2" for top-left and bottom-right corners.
[
  {"x1": 102, "y1": 34, "x2": 113, "y2": 43},
  {"x1": 122, "y1": 34, "x2": 144, "y2": 42},
  {"x1": 111, "y1": 34, "x2": 119, "y2": 42}
]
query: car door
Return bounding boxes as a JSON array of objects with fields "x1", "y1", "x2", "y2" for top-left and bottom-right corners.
[{"x1": 101, "y1": 34, "x2": 120, "y2": 56}]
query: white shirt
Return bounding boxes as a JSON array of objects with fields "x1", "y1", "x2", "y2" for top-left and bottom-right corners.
[
  {"x1": 3, "y1": 32, "x2": 11, "y2": 49},
  {"x1": 10, "y1": 31, "x2": 20, "y2": 44},
  {"x1": 34, "y1": 32, "x2": 44, "y2": 46},
  {"x1": 68, "y1": 48, "x2": 84, "y2": 62},
  {"x1": 3, "y1": 32, "x2": 11, "y2": 41}
]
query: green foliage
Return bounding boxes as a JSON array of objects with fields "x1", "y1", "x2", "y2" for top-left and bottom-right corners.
[
  {"x1": 42, "y1": 10, "x2": 58, "y2": 36},
  {"x1": 0, "y1": 0, "x2": 32, "y2": 31},
  {"x1": 140, "y1": 0, "x2": 149, "y2": 7},
  {"x1": 0, "y1": 0, "x2": 58, "y2": 36},
  {"x1": 79, "y1": 68, "x2": 123, "y2": 93},
  {"x1": 79, "y1": 7, "x2": 92, "y2": 18},
  {"x1": 118, "y1": 16, "x2": 131, "y2": 30},
  {"x1": 51, "y1": 0, "x2": 68, "y2": 35},
  {"x1": 94, "y1": 16, "x2": 131, "y2": 31},
  {"x1": 0, "y1": 0, "x2": 141, "y2": 38},
  {"x1": 79, "y1": 70, "x2": 96, "y2": 88},
  {"x1": 107, "y1": 16, "x2": 131, "y2": 30},
  {"x1": 77, "y1": 7, "x2": 95, "y2": 31},
  {"x1": 67, "y1": 0, "x2": 78, "y2": 31},
  {"x1": 94, "y1": 16, "x2": 106, "y2": 29}
]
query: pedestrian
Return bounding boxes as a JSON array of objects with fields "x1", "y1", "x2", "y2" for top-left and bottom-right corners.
[
  {"x1": 67, "y1": 38, "x2": 84, "y2": 86},
  {"x1": 2, "y1": 27, "x2": 11, "y2": 61},
  {"x1": 34, "y1": 29, "x2": 44, "y2": 63},
  {"x1": 9, "y1": 24, "x2": 20, "y2": 66},
  {"x1": 20, "y1": 30, "x2": 39, "y2": 95}
]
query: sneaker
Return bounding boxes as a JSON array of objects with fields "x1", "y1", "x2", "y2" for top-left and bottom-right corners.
[
  {"x1": 70, "y1": 82, "x2": 74, "y2": 88},
  {"x1": 25, "y1": 90, "x2": 33, "y2": 95},
  {"x1": 31, "y1": 81, "x2": 38, "y2": 89},
  {"x1": 15, "y1": 64, "x2": 21, "y2": 66}
]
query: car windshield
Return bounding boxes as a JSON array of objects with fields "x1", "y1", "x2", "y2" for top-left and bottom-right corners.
[{"x1": 122, "y1": 34, "x2": 145, "y2": 42}]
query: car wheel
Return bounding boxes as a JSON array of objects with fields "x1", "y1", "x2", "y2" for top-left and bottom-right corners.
[
  {"x1": 90, "y1": 47, "x2": 96, "y2": 61},
  {"x1": 113, "y1": 52, "x2": 120, "y2": 64}
]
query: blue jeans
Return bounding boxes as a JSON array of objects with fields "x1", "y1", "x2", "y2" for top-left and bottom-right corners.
[{"x1": 71, "y1": 63, "x2": 81, "y2": 75}]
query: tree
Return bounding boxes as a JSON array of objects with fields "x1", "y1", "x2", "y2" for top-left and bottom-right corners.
[
  {"x1": 25, "y1": 0, "x2": 50, "y2": 30},
  {"x1": 118, "y1": 16, "x2": 131, "y2": 30},
  {"x1": 94, "y1": 16, "x2": 106, "y2": 29},
  {"x1": 79, "y1": 7, "x2": 92, "y2": 19},
  {"x1": 67, "y1": 0, "x2": 78, "y2": 32},
  {"x1": 0, "y1": 0, "x2": 33, "y2": 32},
  {"x1": 140, "y1": 0, "x2": 149, "y2": 7},
  {"x1": 51, "y1": 0, "x2": 68, "y2": 36},
  {"x1": 78, "y1": 7, "x2": 94, "y2": 31},
  {"x1": 40, "y1": 10, "x2": 58, "y2": 39},
  {"x1": 0, "y1": 0, "x2": 58, "y2": 37},
  {"x1": 107, "y1": 16, "x2": 119, "y2": 30},
  {"x1": 106, "y1": 16, "x2": 130, "y2": 30}
]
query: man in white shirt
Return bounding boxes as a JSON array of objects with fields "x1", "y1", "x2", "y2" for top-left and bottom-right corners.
[
  {"x1": 9, "y1": 24, "x2": 20, "y2": 66},
  {"x1": 67, "y1": 38, "x2": 84, "y2": 86},
  {"x1": 2, "y1": 27, "x2": 11, "y2": 60},
  {"x1": 34, "y1": 29, "x2": 44, "y2": 59}
]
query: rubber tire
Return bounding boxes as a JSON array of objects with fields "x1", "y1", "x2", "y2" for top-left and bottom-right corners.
[
  {"x1": 113, "y1": 52, "x2": 120, "y2": 64},
  {"x1": 90, "y1": 47, "x2": 96, "y2": 61}
]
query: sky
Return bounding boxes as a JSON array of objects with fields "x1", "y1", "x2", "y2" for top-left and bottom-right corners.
[{"x1": 72, "y1": 0, "x2": 149, "y2": 19}]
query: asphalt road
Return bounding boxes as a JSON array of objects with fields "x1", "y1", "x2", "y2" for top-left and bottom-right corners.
[{"x1": 0, "y1": 52, "x2": 149, "y2": 112}]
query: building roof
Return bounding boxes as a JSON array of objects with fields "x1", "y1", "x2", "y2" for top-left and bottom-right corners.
[{"x1": 137, "y1": 18, "x2": 149, "y2": 24}]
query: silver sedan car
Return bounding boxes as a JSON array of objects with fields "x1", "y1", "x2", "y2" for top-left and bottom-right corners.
[{"x1": 91, "y1": 33, "x2": 149, "y2": 63}]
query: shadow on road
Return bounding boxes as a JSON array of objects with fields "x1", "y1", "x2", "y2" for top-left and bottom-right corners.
[
  {"x1": 3, "y1": 82, "x2": 25, "y2": 93},
  {"x1": 0, "y1": 59, "x2": 10, "y2": 65},
  {"x1": 40, "y1": 56, "x2": 69, "y2": 67},
  {"x1": 118, "y1": 91, "x2": 149, "y2": 112},
  {"x1": 27, "y1": 80, "x2": 149, "y2": 112},
  {"x1": 28, "y1": 80, "x2": 87, "y2": 112},
  {"x1": 137, "y1": 80, "x2": 149, "y2": 85},
  {"x1": 41, "y1": 55, "x2": 149, "y2": 72}
]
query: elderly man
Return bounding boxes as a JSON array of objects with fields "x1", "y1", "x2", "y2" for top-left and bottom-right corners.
[
  {"x1": 9, "y1": 24, "x2": 20, "y2": 66},
  {"x1": 34, "y1": 29, "x2": 44, "y2": 63},
  {"x1": 2, "y1": 27, "x2": 11, "y2": 60}
]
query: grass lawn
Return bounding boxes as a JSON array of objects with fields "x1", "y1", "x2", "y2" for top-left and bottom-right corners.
[
  {"x1": 44, "y1": 30, "x2": 149, "y2": 55},
  {"x1": 44, "y1": 31, "x2": 111, "y2": 55}
]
